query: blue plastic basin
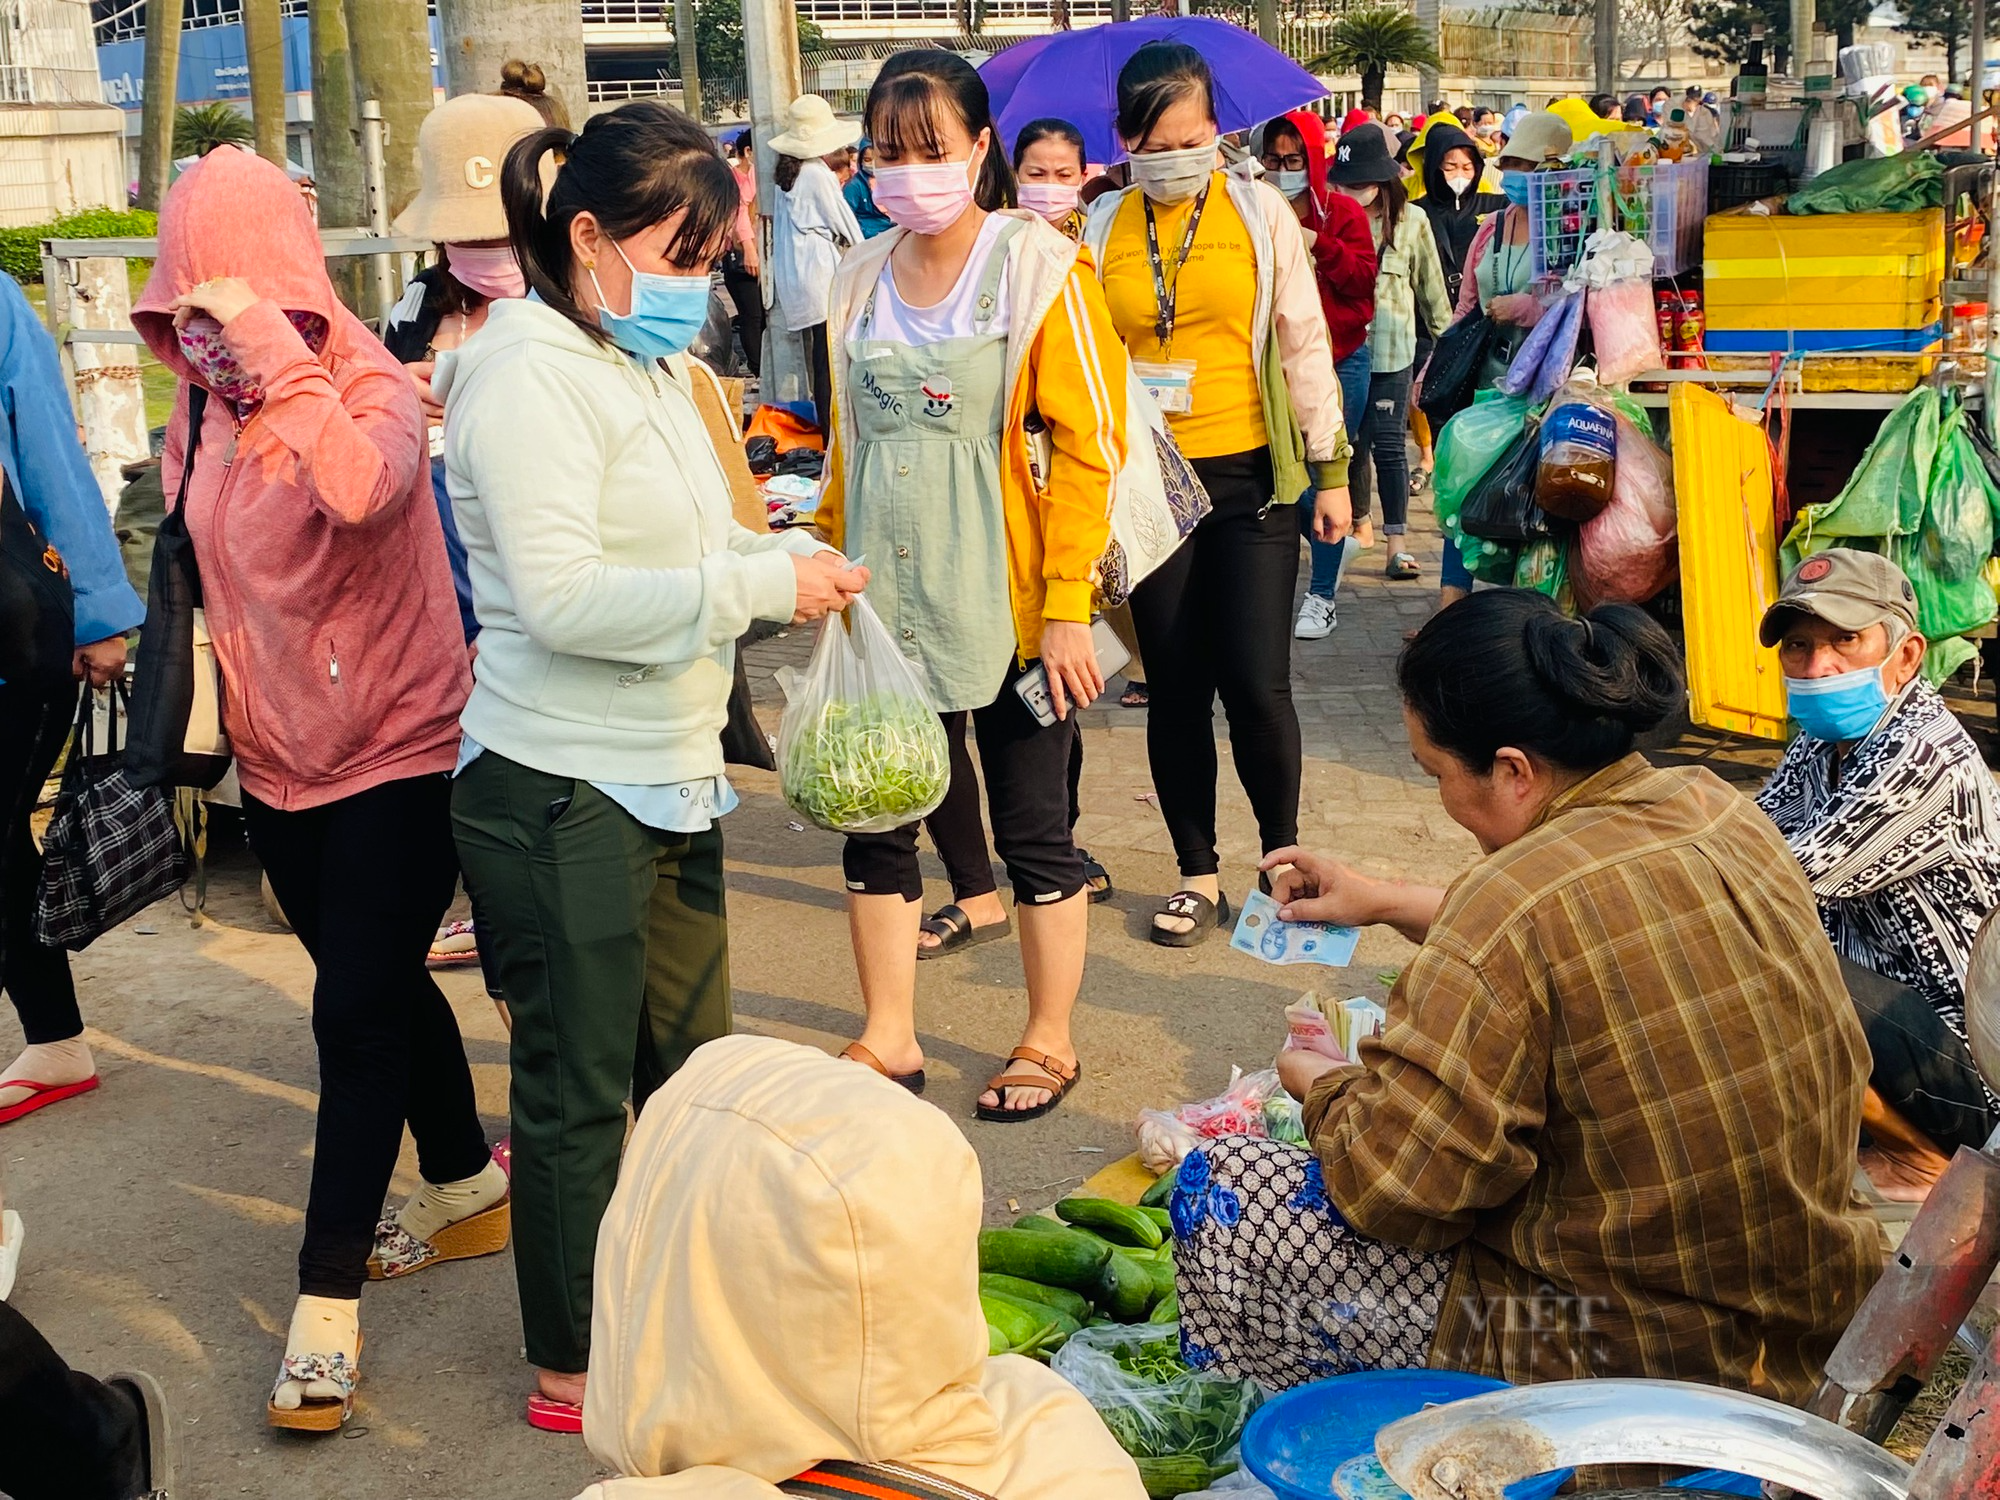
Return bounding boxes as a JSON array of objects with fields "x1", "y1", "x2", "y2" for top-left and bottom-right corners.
[{"x1": 1240, "y1": 1369, "x2": 1573, "y2": 1500}]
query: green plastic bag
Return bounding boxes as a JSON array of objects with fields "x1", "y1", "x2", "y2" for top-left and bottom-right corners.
[
  {"x1": 1783, "y1": 387, "x2": 1938, "y2": 569},
  {"x1": 1924, "y1": 404, "x2": 1999, "y2": 581},
  {"x1": 1435, "y1": 393, "x2": 1533, "y2": 536},
  {"x1": 1891, "y1": 531, "x2": 1997, "y2": 640},
  {"x1": 1514, "y1": 537, "x2": 1568, "y2": 598},
  {"x1": 1784, "y1": 151, "x2": 1945, "y2": 214},
  {"x1": 1460, "y1": 532, "x2": 1519, "y2": 584}
]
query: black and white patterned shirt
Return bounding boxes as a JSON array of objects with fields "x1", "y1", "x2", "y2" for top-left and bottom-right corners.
[{"x1": 1757, "y1": 680, "x2": 2000, "y2": 1040}]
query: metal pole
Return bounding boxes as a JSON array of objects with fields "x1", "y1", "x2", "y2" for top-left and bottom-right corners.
[
  {"x1": 1972, "y1": 0, "x2": 1988, "y2": 135},
  {"x1": 360, "y1": 100, "x2": 395, "y2": 327}
]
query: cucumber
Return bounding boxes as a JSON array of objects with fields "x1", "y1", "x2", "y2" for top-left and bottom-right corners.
[
  {"x1": 1141, "y1": 1252, "x2": 1176, "y2": 1307},
  {"x1": 978, "y1": 1227, "x2": 1113, "y2": 1292},
  {"x1": 1012, "y1": 1213, "x2": 1071, "y2": 1234},
  {"x1": 983, "y1": 1289, "x2": 1081, "y2": 1352},
  {"x1": 1055, "y1": 1196, "x2": 1166, "y2": 1250},
  {"x1": 1138, "y1": 1205, "x2": 1174, "y2": 1235},
  {"x1": 1147, "y1": 1288, "x2": 1179, "y2": 1323},
  {"x1": 1139, "y1": 1164, "x2": 1179, "y2": 1209},
  {"x1": 1135, "y1": 1455, "x2": 1227, "y2": 1499},
  {"x1": 979, "y1": 1292, "x2": 1056, "y2": 1355},
  {"x1": 987, "y1": 1322, "x2": 1011, "y2": 1356},
  {"x1": 1093, "y1": 1248, "x2": 1155, "y2": 1322},
  {"x1": 979, "y1": 1272, "x2": 1091, "y2": 1324}
]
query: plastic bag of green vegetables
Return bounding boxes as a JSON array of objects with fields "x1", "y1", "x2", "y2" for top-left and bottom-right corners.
[
  {"x1": 1051, "y1": 1322, "x2": 1263, "y2": 1499},
  {"x1": 777, "y1": 595, "x2": 951, "y2": 834}
]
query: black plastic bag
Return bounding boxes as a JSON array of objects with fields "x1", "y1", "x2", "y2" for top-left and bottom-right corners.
[
  {"x1": 1460, "y1": 418, "x2": 1565, "y2": 543},
  {"x1": 1417, "y1": 310, "x2": 1499, "y2": 433}
]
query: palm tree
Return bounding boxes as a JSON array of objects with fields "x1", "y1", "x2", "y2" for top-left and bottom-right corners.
[
  {"x1": 1310, "y1": 4, "x2": 1443, "y2": 113},
  {"x1": 172, "y1": 103, "x2": 256, "y2": 159}
]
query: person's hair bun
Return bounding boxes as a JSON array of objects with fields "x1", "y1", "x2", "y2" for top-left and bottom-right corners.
[
  {"x1": 1522, "y1": 603, "x2": 1682, "y2": 732},
  {"x1": 501, "y1": 58, "x2": 548, "y2": 95}
]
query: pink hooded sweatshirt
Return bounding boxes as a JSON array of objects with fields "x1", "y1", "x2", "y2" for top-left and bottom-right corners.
[{"x1": 134, "y1": 146, "x2": 469, "y2": 811}]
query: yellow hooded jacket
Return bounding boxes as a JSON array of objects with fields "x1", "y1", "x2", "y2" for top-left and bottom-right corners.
[
  {"x1": 817, "y1": 211, "x2": 1129, "y2": 662},
  {"x1": 574, "y1": 1035, "x2": 1148, "y2": 1500}
]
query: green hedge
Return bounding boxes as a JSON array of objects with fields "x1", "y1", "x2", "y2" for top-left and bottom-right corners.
[{"x1": 1, "y1": 208, "x2": 160, "y2": 284}]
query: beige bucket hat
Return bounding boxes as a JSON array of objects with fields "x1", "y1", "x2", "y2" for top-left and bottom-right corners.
[
  {"x1": 768, "y1": 93, "x2": 861, "y2": 159},
  {"x1": 394, "y1": 93, "x2": 545, "y2": 243}
]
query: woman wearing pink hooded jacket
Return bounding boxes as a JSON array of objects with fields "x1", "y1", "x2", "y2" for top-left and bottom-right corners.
[{"x1": 133, "y1": 146, "x2": 504, "y2": 1433}]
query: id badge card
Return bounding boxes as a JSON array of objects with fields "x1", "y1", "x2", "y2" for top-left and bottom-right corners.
[{"x1": 1133, "y1": 359, "x2": 1197, "y2": 416}]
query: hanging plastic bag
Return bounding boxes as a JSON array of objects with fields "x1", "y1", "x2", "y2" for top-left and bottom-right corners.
[
  {"x1": 1460, "y1": 532, "x2": 1521, "y2": 584},
  {"x1": 1514, "y1": 537, "x2": 1570, "y2": 599},
  {"x1": 1782, "y1": 387, "x2": 1939, "y2": 567},
  {"x1": 1568, "y1": 230, "x2": 1661, "y2": 385},
  {"x1": 1923, "y1": 403, "x2": 1998, "y2": 582},
  {"x1": 1892, "y1": 531, "x2": 1997, "y2": 639},
  {"x1": 1461, "y1": 419, "x2": 1562, "y2": 543},
  {"x1": 1435, "y1": 394, "x2": 1533, "y2": 558},
  {"x1": 1497, "y1": 288, "x2": 1585, "y2": 403},
  {"x1": 1050, "y1": 1323, "x2": 1265, "y2": 1498},
  {"x1": 1536, "y1": 373, "x2": 1620, "y2": 522},
  {"x1": 1578, "y1": 411, "x2": 1677, "y2": 603},
  {"x1": 776, "y1": 595, "x2": 951, "y2": 834}
]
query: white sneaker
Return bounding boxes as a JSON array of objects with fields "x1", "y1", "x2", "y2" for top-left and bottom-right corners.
[{"x1": 1294, "y1": 594, "x2": 1337, "y2": 640}]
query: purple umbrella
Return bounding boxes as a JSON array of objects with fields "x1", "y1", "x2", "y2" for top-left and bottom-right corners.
[{"x1": 980, "y1": 15, "x2": 1326, "y2": 165}]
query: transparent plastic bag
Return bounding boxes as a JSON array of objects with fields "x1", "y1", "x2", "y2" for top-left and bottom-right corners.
[
  {"x1": 1135, "y1": 1068, "x2": 1285, "y2": 1172},
  {"x1": 1050, "y1": 1322, "x2": 1265, "y2": 1496},
  {"x1": 1498, "y1": 288, "x2": 1585, "y2": 403},
  {"x1": 776, "y1": 594, "x2": 951, "y2": 834}
]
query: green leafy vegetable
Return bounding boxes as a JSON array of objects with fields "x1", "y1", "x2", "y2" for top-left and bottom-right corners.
[{"x1": 780, "y1": 691, "x2": 950, "y2": 833}]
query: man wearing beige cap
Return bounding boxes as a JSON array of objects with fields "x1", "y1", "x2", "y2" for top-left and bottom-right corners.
[{"x1": 1757, "y1": 547, "x2": 2000, "y2": 1200}]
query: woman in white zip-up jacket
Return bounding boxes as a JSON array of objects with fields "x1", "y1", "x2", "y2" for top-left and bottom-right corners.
[
  {"x1": 438, "y1": 100, "x2": 866, "y2": 1427},
  {"x1": 1083, "y1": 41, "x2": 1353, "y2": 949}
]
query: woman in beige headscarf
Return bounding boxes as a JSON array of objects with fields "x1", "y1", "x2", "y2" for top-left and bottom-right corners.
[{"x1": 573, "y1": 1034, "x2": 1145, "y2": 1500}]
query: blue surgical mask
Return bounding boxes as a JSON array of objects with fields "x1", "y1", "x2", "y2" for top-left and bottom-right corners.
[
  {"x1": 1786, "y1": 663, "x2": 1892, "y2": 743},
  {"x1": 590, "y1": 240, "x2": 709, "y2": 362},
  {"x1": 1500, "y1": 170, "x2": 1533, "y2": 206}
]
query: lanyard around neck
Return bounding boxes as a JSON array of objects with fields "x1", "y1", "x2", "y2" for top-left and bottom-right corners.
[{"x1": 1143, "y1": 186, "x2": 1210, "y2": 354}]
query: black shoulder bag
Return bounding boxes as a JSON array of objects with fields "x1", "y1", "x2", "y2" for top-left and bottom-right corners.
[{"x1": 0, "y1": 469, "x2": 76, "y2": 695}]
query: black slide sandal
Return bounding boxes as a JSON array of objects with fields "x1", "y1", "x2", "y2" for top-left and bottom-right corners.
[
  {"x1": 1151, "y1": 890, "x2": 1231, "y2": 949},
  {"x1": 917, "y1": 903, "x2": 1011, "y2": 961},
  {"x1": 1081, "y1": 850, "x2": 1114, "y2": 904}
]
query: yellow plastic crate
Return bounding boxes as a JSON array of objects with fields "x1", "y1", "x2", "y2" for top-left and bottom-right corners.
[
  {"x1": 1670, "y1": 384, "x2": 1789, "y2": 741},
  {"x1": 1703, "y1": 206, "x2": 1945, "y2": 333}
]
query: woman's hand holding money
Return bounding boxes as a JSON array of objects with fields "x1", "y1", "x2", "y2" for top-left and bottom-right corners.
[{"x1": 1259, "y1": 848, "x2": 1447, "y2": 946}]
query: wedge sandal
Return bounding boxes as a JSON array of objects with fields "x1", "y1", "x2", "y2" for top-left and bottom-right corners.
[
  {"x1": 975, "y1": 1048, "x2": 1081, "y2": 1124},
  {"x1": 366, "y1": 1198, "x2": 511, "y2": 1281},
  {"x1": 266, "y1": 1335, "x2": 361, "y2": 1433}
]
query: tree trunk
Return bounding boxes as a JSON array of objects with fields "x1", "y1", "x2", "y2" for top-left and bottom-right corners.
[
  {"x1": 310, "y1": 0, "x2": 363, "y2": 224},
  {"x1": 435, "y1": 0, "x2": 586, "y2": 124},
  {"x1": 1362, "y1": 65, "x2": 1384, "y2": 112},
  {"x1": 242, "y1": 0, "x2": 289, "y2": 167},
  {"x1": 348, "y1": 0, "x2": 434, "y2": 218},
  {"x1": 674, "y1": 0, "x2": 701, "y2": 119},
  {"x1": 1416, "y1": 0, "x2": 1441, "y2": 108},
  {"x1": 136, "y1": 0, "x2": 181, "y2": 210},
  {"x1": 1592, "y1": 0, "x2": 1617, "y2": 95}
]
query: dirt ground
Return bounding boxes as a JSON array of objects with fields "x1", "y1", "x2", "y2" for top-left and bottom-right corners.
[{"x1": 1, "y1": 511, "x2": 1984, "y2": 1498}]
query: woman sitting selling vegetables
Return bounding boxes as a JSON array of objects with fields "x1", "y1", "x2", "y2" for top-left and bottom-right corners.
[
  {"x1": 571, "y1": 1034, "x2": 1147, "y2": 1499},
  {"x1": 1173, "y1": 590, "x2": 1883, "y2": 1402},
  {"x1": 817, "y1": 50, "x2": 1129, "y2": 1121}
]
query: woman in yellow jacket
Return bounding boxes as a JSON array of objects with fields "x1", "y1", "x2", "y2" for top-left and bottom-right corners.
[{"x1": 818, "y1": 48, "x2": 1127, "y2": 1122}]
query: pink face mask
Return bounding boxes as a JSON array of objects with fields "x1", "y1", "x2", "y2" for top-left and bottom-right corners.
[
  {"x1": 444, "y1": 242, "x2": 526, "y2": 301},
  {"x1": 1018, "y1": 181, "x2": 1081, "y2": 223},
  {"x1": 177, "y1": 308, "x2": 327, "y2": 408},
  {"x1": 871, "y1": 150, "x2": 982, "y2": 236}
]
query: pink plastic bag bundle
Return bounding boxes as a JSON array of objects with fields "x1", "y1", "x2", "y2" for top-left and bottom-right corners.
[
  {"x1": 1577, "y1": 411, "x2": 1677, "y2": 603},
  {"x1": 1588, "y1": 276, "x2": 1663, "y2": 385}
]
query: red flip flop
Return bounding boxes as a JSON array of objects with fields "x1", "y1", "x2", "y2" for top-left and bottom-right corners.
[
  {"x1": 0, "y1": 1076, "x2": 99, "y2": 1126},
  {"x1": 526, "y1": 1393, "x2": 583, "y2": 1433}
]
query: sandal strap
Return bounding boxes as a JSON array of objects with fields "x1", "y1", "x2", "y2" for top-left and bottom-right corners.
[
  {"x1": 840, "y1": 1042, "x2": 891, "y2": 1078},
  {"x1": 272, "y1": 1349, "x2": 358, "y2": 1403},
  {"x1": 920, "y1": 904, "x2": 970, "y2": 939},
  {"x1": 990, "y1": 1047, "x2": 1078, "y2": 1089},
  {"x1": 1162, "y1": 890, "x2": 1212, "y2": 918},
  {"x1": 370, "y1": 1216, "x2": 437, "y2": 1276}
]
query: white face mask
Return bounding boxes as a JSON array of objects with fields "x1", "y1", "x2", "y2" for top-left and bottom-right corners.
[
  {"x1": 1443, "y1": 170, "x2": 1475, "y2": 196},
  {"x1": 1129, "y1": 140, "x2": 1217, "y2": 204},
  {"x1": 1272, "y1": 168, "x2": 1310, "y2": 198}
]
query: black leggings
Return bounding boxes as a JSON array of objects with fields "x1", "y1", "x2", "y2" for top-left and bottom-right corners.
[
  {"x1": 242, "y1": 773, "x2": 491, "y2": 1299},
  {"x1": 804, "y1": 320, "x2": 832, "y2": 436},
  {"x1": 846, "y1": 667, "x2": 1085, "y2": 905},
  {"x1": 925, "y1": 716, "x2": 1086, "y2": 903},
  {"x1": 0, "y1": 680, "x2": 83, "y2": 1044},
  {"x1": 0, "y1": 1301, "x2": 145, "y2": 1500},
  {"x1": 721, "y1": 261, "x2": 764, "y2": 377},
  {"x1": 1128, "y1": 447, "x2": 1302, "y2": 879}
]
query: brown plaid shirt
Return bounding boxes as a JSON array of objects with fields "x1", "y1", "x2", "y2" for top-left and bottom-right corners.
[{"x1": 1303, "y1": 756, "x2": 1885, "y2": 1404}]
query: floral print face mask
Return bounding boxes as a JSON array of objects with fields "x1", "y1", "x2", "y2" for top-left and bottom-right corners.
[{"x1": 176, "y1": 309, "x2": 329, "y2": 408}]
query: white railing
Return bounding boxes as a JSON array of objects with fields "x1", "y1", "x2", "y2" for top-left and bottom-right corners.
[
  {"x1": 585, "y1": 76, "x2": 677, "y2": 101},
  {"x1": 580, "y1": 0, "x2": 669, "y2": 25}
]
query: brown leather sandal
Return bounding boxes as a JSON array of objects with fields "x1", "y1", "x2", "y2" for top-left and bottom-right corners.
[
  {"x1": 974, "y1": 1048, "x2": 1081, "y2": 1123},
  {"x1": 838, "y1": 1042, "x2": 926, "y2": 1096}
]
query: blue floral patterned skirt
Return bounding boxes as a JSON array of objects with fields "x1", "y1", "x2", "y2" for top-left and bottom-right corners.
[{"x1": 1172, "y1": 1136, "x2": 1453, "y2": 1390}]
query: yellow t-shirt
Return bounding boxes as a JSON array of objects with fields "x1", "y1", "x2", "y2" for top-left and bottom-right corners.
[{"x1": 1100, "y1": 174, "x2": 1266, "y2": 461}]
